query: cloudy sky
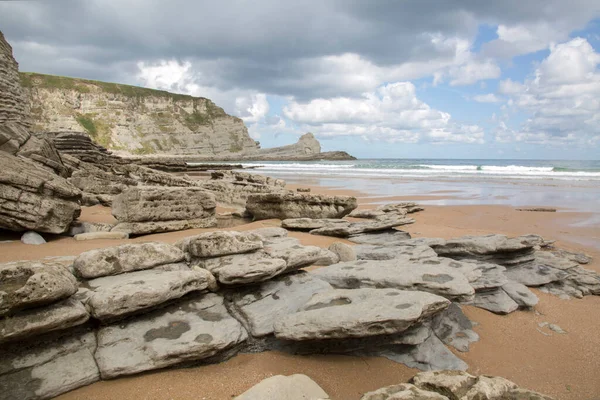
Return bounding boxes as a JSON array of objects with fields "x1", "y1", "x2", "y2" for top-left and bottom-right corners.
[{"x1": 1, "y1": 0, "x2": 600, "y2": 159}]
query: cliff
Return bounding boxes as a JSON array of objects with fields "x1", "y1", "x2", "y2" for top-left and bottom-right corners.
[{"x1": 21, "y1": 72, "x2": 259, "y2": 156}]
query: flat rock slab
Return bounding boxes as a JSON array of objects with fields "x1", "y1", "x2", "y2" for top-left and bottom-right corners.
[
  {"x1": 348, "y1": 230, "x2": 412, "y2": 245},
  {"x1": 197, "y1": 251, "x2": 287, "y2": 285},
  {"x1": 312, "y1": 260, "x2": 475, "y2": 301},
  {"x1": 95, "y1": 293, "x2": 247, "y2": 379},
  {"x1": 73, "y1": 242, "x2": 185, "y2": 279},
  {"x1": 361, "y1": 383, "x2": 448, "y2": 400},
  {"x1": 228, "y1": 272, "x2": 333, "y2": 337},
  {"x1": 263, "y1": 237, "x2": 324, "y2": 269},
  {"x1": 310, "y1": 215, "x2": 415, "y2": 238},
  {"x1": 0, "y1": 329, "x2": 99, "y2": 400},
  {"x1": 328, "y1": 242, "x2": 356, "y2": 262},
  {"x1": 84, "y1": 268, "x2": 215, "y2": 321},
  {"x1": 0, "y1": 261, "x2": 78, "y2": 316},
  {"x1": 430, "y1": 303, "x2": 479, "y2": 352},
  {"x1": 235, "y1": 374, "x2": 330, "y2": 400},
  {"x1": 504, "y1": 263, "x2": 568, "y2": 286},
  {"x1": 502, "y1": 281, "x2": 538, "y2": 307},
  {"x1": 246, "y1": 193, "x2": 357, "y2": 220},
  {"x1": 282, "y1": 218, "x2": 348, "y2": 230},
  {"x1": 355, "y1": 244, "x2": 437, "y2": 261},
  {"x1": 74, "y1": 231, "x2": 129, "y2": 241},
  {"x1": 176, "y1": 231, "x2": 263, "y2": 258},
  {"x1": 469, "y1": 289, "x2": 519, "y2": 314},
  {"x1": 0, "y1": 297, "x2": 89, "y2": 344},
  {"x1": 111, "y1": 218, "x2": 217, "y2": 235},
  {"x1": 274, "y1": 288, "x2": 449, "y2": 340}
]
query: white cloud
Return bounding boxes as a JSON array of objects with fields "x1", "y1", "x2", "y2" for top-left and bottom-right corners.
[
  {"x1": 495, "y1": 37, "x2": 600, "y2": 145},
  {"x1": 283, "y1": 82, "x2": 484, "y2": 144},
  {"x1": 447, "y1": 58, "x2": 501, "y2": 86},
  {"x1": 473, "y1": 93, "x2": 501, "y2": 103},
  {"x1": 235, "y1": 93, "x2": 270, "y2": 124}
]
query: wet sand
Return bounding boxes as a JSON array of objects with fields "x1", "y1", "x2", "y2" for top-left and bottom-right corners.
[{"x1": 2, "y1": 184, "x2": 599, "y2": 400}]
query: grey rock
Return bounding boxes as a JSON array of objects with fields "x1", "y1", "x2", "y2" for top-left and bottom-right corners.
[
  {"x1": 533, "y1": 251, "x2": 578, "y2": 270},
  {"x1": 296, "y1": 188, "x2": 311, "y2": 193},
  {"x1": 73, "y1": 242, "x2": 185, "y2": 279},
  {"x1": 411, "y1": 370, "x2": 477, "y2": 399},
  {"x1": 466, "y1": 262, "x2": 509, "y2": 291},
  {"x1": 84, "y1": 268, "x2": 215, "y2": 321},
  {"x1": 111, "y1": 218, "x2": 217, "y2": 235},
  {"x1": 95, "y1": 293, "x2": 247, "y2": 379},
  {"x1": 228, "y1": 272, "x2": 333, "y2": 337},
  {"x1": 176, "y1": 231, "x2": 263, "y2": 259},
  {"x1": 550, "y1": 249, "x2": 592, "y2": 265},
  {"x1": 380, "y1": 334, "x2": 468, "y2": 371},
  {"x1": 20, "y1": 231, "x2": 46, "y2": 245},
  {"x1": 378, "y1": 202, "x2": 424, "y2": 214},
  {"x1": 469, "y1": 289, "x2": 519, "y2": 314},
  {"x1": 313, "y1": 249, "x2": 340, "y2": 266},
  {"x1": 196, "y1": 251, "x2": 288, "y2": 285},
  {"x1": 250, "y1": 227, "x2": 289, "y2": 239},
  {"x1": 234, "y1": 374, "x2": 330, "y2": 400},
  {"x1": 312, "y1": 259, "x2": 475, "y2": 301},
  {"x1": 361, "y1": 383, "x2": 449, "y2": 400},
  {"x1": 504, "y1": 263, "x2": 568, "y2": 286},
  {"x1": 328, "y1": 242, "x2": 356, "y2": 262},
  {"x1": 274, "y1": 288, "x2": 450, "y2": 340},
  {"x1": 0, "y1": 297, "x2": 89, "y2": 344},
  {"x1": 310, "y1": 215, "x2": 415, "y2": 238},
  {"x1": 246, "y1": 192, "x2": 357, "y2": 220},
  {"x1": 67, "y1": 221, "x2": 114, "y2": 236},
  {"x1": 430, "y1": 303, "x2": 479, "y2": 352},
  {"x1": 282, "y1": 218, "x2": 348, "y2": 230},
  {"x1": 0, "y1": 328, "x2": 99, "y2": 400},
  {"x1": 263, "y1": 237, "x2": 324, "y2": 269},
  {"x1": 348, "y1": 230, "x2": 412, "y2": 245},
  {"x1": 348, "y1": 209, "x2": 388, "y2": 219},
  {"x1": 355, "y1": 243, "x2": 437, "y2": 261},
  {"x1": 0, "y1": 261, "x2": 78, "y2": 316},
  {"x1": 502, "y1": 281, "x2": 539, "y2": 307},
  {"x1": 74, "y1": 231, "x2": 129, "y2": 240}
]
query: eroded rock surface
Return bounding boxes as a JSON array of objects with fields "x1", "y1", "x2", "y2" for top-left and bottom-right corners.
[
  {"x1": 246, "y1": 192, "x2": 357, "y2": 220},
  {"x1": 234, "y1": 374, "x2": 330, "y2": 400},
  {"x1": 176, "y1": 231, "x2": 263, "y2": 259}
]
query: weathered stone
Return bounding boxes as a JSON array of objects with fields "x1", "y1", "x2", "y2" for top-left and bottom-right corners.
[
  {"x1": 274, "y1": 289, "x2": 450, "y2": 340},
  {"x1": 111, "y1": 186, "x2": 216, "y2": 233},
  {"x1": 430, "y1": 303, "x2": 479, "y2": 352},
  {"x1": 197, "y1": 179, "x2": 288, "y2": 208},
  {"x1": 176, "y1": 231, "x2": 263, "y2": 259},
  {"x1": 504, "y1": 264, "x2": 568, "y2": 286},
  {"x1": 73, "y1": 242, "x2": 185, "y2": 279},
  {"x1": 313, "y1": 249, "x2": 340, "y2": 266},
  {"x1": 465, "y1": 262, "x2": 508, "y2": 292},
  {"x1": 250, "y1": 227, "x2": 289, "y2": 239},
  {"x1": 462, "y1": 375, "x2": 518, "y2": 399},
  {"x1": 361, "y1": 383, "x2": 449, "y2": 400},
  {"x1": 212, "y1": 170, "x2": 285, "y2": 188},
  {"x1": 74, "y1": 231, "x2": 129, "y2": 240},
  {"x1": 310, "y1": 215, "x2": 415, "y2": 238},
  {"x1": 95, "y1": 293, "x2": 247, "y2": 379},
  {"x1": 355, "y1": 243, "x2": 437, "y2": 261},
  {"x1": 312, "y1": 259, "x2": 475, "y2": 301},
  {"x1": 84, "y1": 268, "x2": 215, "y2": 321},
  {"x1": 196, "y1": 251, "x2": 288, "y2": 285},
  {"x1": 549, "y1": 249, "x2": 592, "y2": 264},
  {"x1": 0, "y1": 261, "x2": 78, "y2": 316},
  {"x1": 263, "y1": 237, "x2": 324, "y2": 269},
  {"x1": 533, "y1": 251, "x2": 578, "y2": 270},
  {"x1": 411, "y1": 370, "x2": 478, "y2": 399},
  {"x1": 378, "y1": 202, "x2": 424, "y2": 214},
  {"x1": 348, "y1": 230, "x2": 412, "y2": 245},
  {"x1": 234, "y1": 374, "x2": 330, "y2": 400},
  {"x1": 228, "y1": 272, "x2": 333, "y2": 337},
  {"x1": 67, "y1": 221, "x2": 114, "y2": 236},
  {"x1": 380, "y1": 334, "x2": 468, "y2": 371},
  {"x1": 502, "y1": 281, "x2": 539, "y2": 307},
  {"x1": 469, "y1": 289, "x2": 519, "y2": 314},
  {"x1": 0, "y1": 297, "x2": 88, "y2": 344},
  {"x1": 281, "y1": 218, "x2": 349, "y2": 230},
  {"x1": 246, "y1": 192, "x2": 357, "y2": 220},
  {"x1": 0, "y1": 328, "x2": 99, "y2": 400},
  {"x1": 20, "y1": 231, "x2": 46, "y2": 245},
  {"x1": 328, "y1": 242, "x2": 356, "y2": 262}
]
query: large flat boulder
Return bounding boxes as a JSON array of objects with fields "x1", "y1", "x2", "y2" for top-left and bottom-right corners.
[
  {"x1": 111, "y1": 186, "x2": 216, "y2": 234},
  {"x1": 0, "y1": 261, "x2": 78, "y2": 316},
  {"x1": 246, "y1": 192, "x2": 357, "y2": 220},
  {"x1": 95, "y1": 293, "x2": 247, "y2": 378},
  {"x1": 196, "y1": 251, "x2": 288, "y2": 285},
  {"x1": 310, "y1": 215, "x2": 415, "y2": 237},
  {"x1": 312, "y1": 259, "x2": 475, "y2": 301},
  {"x1": 262, "y1": 237, "x2": 324, "y2": 269},
  {"x1": 84, "y1": 268, "x2": 215, "y2": 321},
  {"x1": 355, "y1": 243, "x2": 437, "y2": 261},
  {"x1": 274, "y1": 288, "x2": 450, "y2": 340},
  {"x1": 73, "y1": 242, "x2": 185, "y2": 279},
  {"x1": 0, "y1": 297, "x2": 89, "y2": 344},
  {"x1": 176, "y1": 231, "x2": 263, "y2": 259},
  {"x1": 234, "y1": 374, "x2": 330, "y2": 400},
  {"x1": 0, "y1": 328, "x2": 100, "y2": 400},
  {"x1": 348, "y1": 230, "x2": 412, "y2": 245},
  {"x1": 228, "y1": 272, "x2": 333, "y2": 337}
]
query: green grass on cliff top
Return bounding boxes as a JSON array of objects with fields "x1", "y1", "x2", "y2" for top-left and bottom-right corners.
[{"x1": 19, "y1": 72, "x2": 203, "y2": 102}]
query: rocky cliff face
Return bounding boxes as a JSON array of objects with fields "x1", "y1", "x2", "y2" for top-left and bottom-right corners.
[{"x1": 22, "y1": 72, "x2": 259, "y2": 156}]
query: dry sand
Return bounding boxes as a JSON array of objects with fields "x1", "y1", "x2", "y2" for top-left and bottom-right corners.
[{"x1": 1, "y1": 185, "x2": 599, "y2": 400}]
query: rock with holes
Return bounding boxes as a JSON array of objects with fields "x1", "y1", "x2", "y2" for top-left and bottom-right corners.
[
  {"x1": 0, "y1": 328, "x2": 100, "y2": 400},
  {"x1": 429, "y1": 303, "x2": 479, "y2": 352},
  {"x1": 0, "y1": 297, "x2": 89, "y2": 344},
  {"x1": 310, "y1": 215, "x2": 415, "y2": 238},
  {"x1": 468, "y1": 289, "x2": 519, "y2": 314},
  {"x1": 262, "y1": 237, "x2": 324, "y2": 269},
  {"x1": 328, "y1": 242, "x2": 356, "y2": 262},
  {"x1": 176, "y1": 231, "x2": 263, "y2": 259},
  {"x1": 355, "y1": 243, "x2": 437, "y2": 261},
  {"x1": 73, "y1": 242, "x2": 185, "y2": 279},
  {"x1": 234, "y1": 374, "x2": 330, "y2": 400},
  {"x1": 228, "y1": 272, "x2": 333, "y2": 337},
  {"x1": 274, "y1": 288, "x2": 449, "y2": 340},
  {"x1": 348, "y1": 230, "x2": 412, "y2": 245},
  {"x1": 111, "y1": 186, "x2": 217, "y2": 234},
  {"x1": 312, "y1": 259, "x2": 475, "y2": 302},
  {"x1": 94, "y1": 293, "x2": 247, "y2": 379},
  {"x1": 84, "y1": 268, "x2": 215, "y2": 321},
  {"x1": 502, "y1": 281, "x2": 538, "y2": 307},
  {"x1": 246, "y1": 192, "x2": 357, "y2": 220},
  {"x1": 360, "y1": 383, "x2": 448, "y2": 400},
  {"x1": 195, "y1": 251, "x2": 288, "y2": 285},
  {"x1": 0, "y1": 261, "x2": 78, "y2": 316}
]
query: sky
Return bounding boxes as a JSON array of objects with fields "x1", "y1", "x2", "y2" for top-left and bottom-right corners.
[{"x1": 1, "y1": 1, "x2": 600, "y2": 160}]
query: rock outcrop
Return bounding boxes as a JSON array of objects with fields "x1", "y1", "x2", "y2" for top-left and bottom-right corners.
[{"x1": 246, "y1": 193, "x2": 358, "y2": 220}]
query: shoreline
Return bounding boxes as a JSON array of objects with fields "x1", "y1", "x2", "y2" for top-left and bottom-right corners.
[{"x1": 2, "y1": 180, "x2": 599, "y2": 399}]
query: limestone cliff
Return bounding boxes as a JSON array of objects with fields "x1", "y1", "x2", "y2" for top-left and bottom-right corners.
[{"x1": 21, "y1": 72, "x2": 259, "y2": 156}]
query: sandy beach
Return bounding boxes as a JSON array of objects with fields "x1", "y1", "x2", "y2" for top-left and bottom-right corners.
[{"x1": 1, "y1": 181, "x2": 598, "y2": 400}]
